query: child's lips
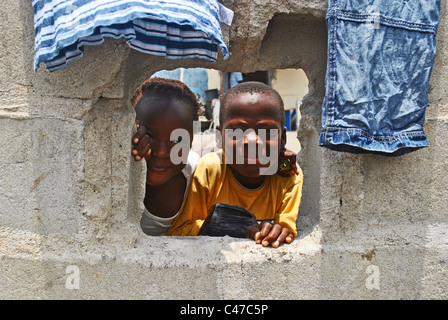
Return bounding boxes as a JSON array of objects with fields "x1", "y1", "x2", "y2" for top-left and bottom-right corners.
[
  {"x1": 239, "y1": 151, "x2": 264, "y2": 164},
  {"x1": 230, "y1": 149, "x2": 262, "y2": 164},
  {"x1": 243, "y1": 156, "x2": 260, "y2": 164},
  {"x1": 147, "y1": 164, "x2": 174, "y2": 173}
]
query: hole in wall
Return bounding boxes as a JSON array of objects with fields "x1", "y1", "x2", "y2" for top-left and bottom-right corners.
[{"x1": 131, "y1": 67, "x2": 310, "y2": 237}]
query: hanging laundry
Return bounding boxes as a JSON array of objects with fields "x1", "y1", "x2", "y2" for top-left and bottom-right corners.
[
  {"x1": 32, "y1": 0, "x2": 231, "y2": 72},
  {"x1": 319, "y1": 0, "x2": 441, "y2": 156}
]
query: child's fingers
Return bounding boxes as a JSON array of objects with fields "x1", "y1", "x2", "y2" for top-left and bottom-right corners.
[
  {"x1": 250, "y1": 223, "x2": 295, "y2": 247},
  {"x1": 257, "y1": 222, "x2": 273, "y2": 243},
  {"x1": 259, "y1": 225, "x2": 294, "y2": 248},
  {"x1": 245, "y1": 225, "x2": 259, "y2": 240},
  {"x1": 132, "y1": 129, "x2": 143, "y2": 144},
  {"x1": 139, "y1": 144, "x2": 151, "y2": 160},
  {"x1": 271, "y1": 228, "x2": 291, "y2": 248},
  {"x1": 261, "y1": 224, "x2": 282, "y2": 247},
  {"x1": 132, "y1": 132, "x2": 139, "y2": 145},
  {"x1": 132, "y1": 134, "x2": 151, "y2": 161},
  {"x1": 132, "y1": 124, "x2": 147, "y2": 145},
  {"x1": 136, "y1": 136, "x2": 150, "y2": 156},
  {"x1": 285, "y1": 233, "x2": 295, "y2": 244}
]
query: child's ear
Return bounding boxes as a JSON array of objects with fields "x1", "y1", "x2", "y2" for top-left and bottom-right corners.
[{"x1": 280, "y1": 126, "x2": 287, "y2": 152}]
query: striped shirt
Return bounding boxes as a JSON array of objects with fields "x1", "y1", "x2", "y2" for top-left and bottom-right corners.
[{"x1": 32, "y1": 0, "x2": 230, "y2": 72}]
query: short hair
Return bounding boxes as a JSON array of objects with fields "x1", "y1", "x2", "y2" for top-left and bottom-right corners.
[
  {"x1": 131, "y1": 77, "x2": 200, "y2": 120},
  {"x1": 220, "y1": 81, "x2": 285, "y2": 127}
]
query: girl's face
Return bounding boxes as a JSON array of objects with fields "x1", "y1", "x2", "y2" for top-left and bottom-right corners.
[
  {"x1": 136, "y1": 96, "x2": 194, "y2": 186},
  {"x1": 218, "y1": 92, "x2": 285, "y2": 189}
]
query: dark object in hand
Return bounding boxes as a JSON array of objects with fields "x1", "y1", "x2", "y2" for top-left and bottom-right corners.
[
  {"x1": 279, "y1": 158, "x2": 292, "y2": 172},
  {"x1": 199, "y1": 203, "x2": 257, "y2": 238}
]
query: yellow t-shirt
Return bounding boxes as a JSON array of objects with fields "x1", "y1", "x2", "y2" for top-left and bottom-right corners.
[{"x1": 166, "y1": 151, "x2": 303, "y2": 237}]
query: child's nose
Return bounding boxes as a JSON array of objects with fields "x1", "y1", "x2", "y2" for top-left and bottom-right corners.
[
  {"x1": 151, "y1": 141, "x2": 171, "y2": 158},
  {"x1": 243, "y1": 131, "x2": 261, "y2": 144}
]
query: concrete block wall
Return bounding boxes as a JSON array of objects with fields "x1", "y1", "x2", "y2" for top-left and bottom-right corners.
[{"x1": 0, "y1": 0, "x2": 447, "y2": 299}]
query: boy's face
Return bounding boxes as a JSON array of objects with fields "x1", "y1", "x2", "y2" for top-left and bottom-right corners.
[
  {"x1": 218, "y1": 92, "x2": 285, "y2": 186},
  {"x1": 136, "y1": 96, "x2": 194, "y2": 186}
]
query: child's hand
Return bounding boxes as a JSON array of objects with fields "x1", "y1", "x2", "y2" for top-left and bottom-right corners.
[
  {"x1": 132, "y1": 122, "x2": 152, "y2": 161},
  {"x1": 277, "y1": 149, "x2": 299, "y2": 177},
  {"x1": 246, "y1": 222, "x2": 295, "y2": 248}
]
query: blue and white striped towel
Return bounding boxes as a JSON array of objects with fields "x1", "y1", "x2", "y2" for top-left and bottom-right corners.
[{"x1": 32, "y1": 0, "x2": 231, "y2": 72}]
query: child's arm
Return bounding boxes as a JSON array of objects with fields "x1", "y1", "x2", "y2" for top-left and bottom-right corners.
[{"x1": 246, "y1": 170, "x2": 303, "y2": 248}]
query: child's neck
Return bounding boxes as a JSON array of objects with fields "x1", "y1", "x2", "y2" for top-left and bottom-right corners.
[
  {"x1": 144, "y1": 173, "x2": 186, "y2": 218},
  {"x1": 230, "y1": 167, "x2": 266, "y2": 190}
]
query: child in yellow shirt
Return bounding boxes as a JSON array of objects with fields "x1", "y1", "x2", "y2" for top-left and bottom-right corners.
[{"x1": 167, "y1": 81, "x2": 303, "y2": 248}]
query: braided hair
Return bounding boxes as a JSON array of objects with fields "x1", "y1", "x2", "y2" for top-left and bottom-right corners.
[{"x1": 132, "y1": 77, "x2": 200, "y2": 121}]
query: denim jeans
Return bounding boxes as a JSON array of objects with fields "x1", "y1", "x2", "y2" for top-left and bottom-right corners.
[{"x1": 319, "y1": 0, "x2": 441, "y2": 156}]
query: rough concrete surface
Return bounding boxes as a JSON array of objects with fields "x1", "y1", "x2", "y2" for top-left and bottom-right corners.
[{"x1": 0, "y1": 0, "x2": 447, "y2": 300}]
